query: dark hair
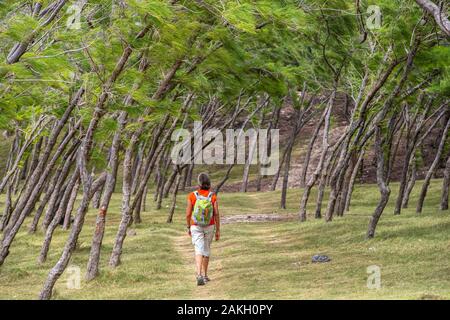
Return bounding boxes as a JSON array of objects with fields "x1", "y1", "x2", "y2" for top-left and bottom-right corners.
[{"x1": 198, "y1": 173, "x2": 211, "y2": 190}]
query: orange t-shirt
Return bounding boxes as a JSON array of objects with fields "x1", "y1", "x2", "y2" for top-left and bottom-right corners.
[{"x1": 188, "y1": 189, "x2": 217, "y2": 226}]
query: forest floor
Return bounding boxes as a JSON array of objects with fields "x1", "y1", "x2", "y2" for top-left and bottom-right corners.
[{"x1": 0, "y1": 179, "x2": 449, "y2": 300}]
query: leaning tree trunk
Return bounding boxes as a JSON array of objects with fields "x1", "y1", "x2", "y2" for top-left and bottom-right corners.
[
  {"x1": 4, "y1": 88, "x2": 84, "y2": 231},
  {"x1": 162, "y1": 168, "x2": 177, "y2": 198},
  {"x1": 28, "y1": 168, "x2": 64, "y2": 233},
  {"x1": 167, "y1": 171, "x2": 182, "y2": 223},
  {"x1": 344, "y1": 149, "x2": 365, "y2": 212},
  {"x1": 441, "y1": 154, "x2": 450, "y2": 211},
  {"x1": 313, "y1": 153, "x2": 332, "y2": 219},
  {"x1": 215, "y1": 164, "x2": 235, "y2": 194},
  {"x1": 241, "y1": 131, "x2": 258, "y2": 193},
  {"x1": 185, "y1": 163, "x2": 194, "y2": 188},
  {"x1": 299, "y1": 99, "x2": 333, "y2": 221},
  {"x1": 270, "y1": 146, "x2": 288, "y2": 191},
  {"x1": 401, "y1": 156, "x2": 417, "y2": 209},
  {"x1": 242, "y1": 109, "x2": 265, "y2": 193},
  {"x1": 141, "y1": 185, "x2": 148, "y2": 212},
  {"x1": 62, "y1": 180, "x2": 80, "y2": 230},
  {"x1": 367, "y1": 127, "x2": 391, "y2": 239},
  {"x1": 110, "y1": 114, "x2": 181, "y2": 267},
  {"x1": 91, "y1": 182, "x2": 105, "y2": 209},
  {"x1": 0, "y1": 184, "x2": 13, "y2": 232},
  {"x1": 38, "y1": 45, "x2": 134, "y2": 299},
  {"x1": 314, "y1": 138, "x2": 346, "y2": 219},
  {"x1": 280, "y1": 142, "x2": 293, "y2": 209},
  {"x1": 416, "y1": 117, "x2": 450, "y2": 214},
  {"x1": 85, "y1": 207, "x2": 107, "y2": 281},
  {"x1": 85, "y1": 111, "x2": 124, "y2": 281},
  {"x1": 0, "y1": 122, "x2": 80, "y2": 265},
  {"x1": 41, "y1": 143, "x2": 79, "y2": 231},
  {"x1": 300, "y1": 111, "x2": 325, "y2": 188},
  {"x1": 133, "y1": 193, "x2": 143, "y2": 224},
  {"x1": 38, "y1": 168, "x2": 80, "y2": 264}
]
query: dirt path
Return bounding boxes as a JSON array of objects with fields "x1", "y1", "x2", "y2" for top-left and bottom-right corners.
[
  {"x1": 173, "y1": 232, "x2": 227, "y2": 300},
  {"x1": 171, "y1": 213, "x2": 298, "y2": 299}
]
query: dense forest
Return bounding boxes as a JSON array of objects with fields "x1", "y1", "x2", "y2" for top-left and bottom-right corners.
[{"x1": 0, "y1": 0, "x2": 449, "y2": 300}]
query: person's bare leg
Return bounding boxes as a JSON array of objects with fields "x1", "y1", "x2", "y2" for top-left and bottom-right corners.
[
  {"x1": 202, "y1": 256, "x2": 209, "y2": 277},
  {"x1": 195, "y1": 254, "x2": 203, "y2": 276}
]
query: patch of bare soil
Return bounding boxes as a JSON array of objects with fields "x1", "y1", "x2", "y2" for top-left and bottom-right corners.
[{"x1": 222, "y1": 213, "x2": 298, "y2": 224}]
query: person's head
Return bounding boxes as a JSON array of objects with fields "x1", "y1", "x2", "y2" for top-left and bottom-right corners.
[{"x1": 198, "y1": 172, "x2": 211, "y2": 191}]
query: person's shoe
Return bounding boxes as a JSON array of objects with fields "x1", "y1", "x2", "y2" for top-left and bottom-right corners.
[
  {"x1": 203, "y1": 276, "x2": 210, "y2": 283},
  {"x1": 197, "y1": 275, "x2": 205, "y2": 286}
]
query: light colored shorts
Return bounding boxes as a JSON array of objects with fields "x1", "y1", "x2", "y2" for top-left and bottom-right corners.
[{"x1": 190, "y1": 225, "x2": 215, "y2": 257}]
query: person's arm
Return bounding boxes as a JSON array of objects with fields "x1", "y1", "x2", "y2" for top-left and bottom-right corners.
[
  {"x1": 186, "y1": 199, "x2": 193, "y2": 236},
  {"x1": 214, "y1": 201, "x2": 220, "y2": 241}
]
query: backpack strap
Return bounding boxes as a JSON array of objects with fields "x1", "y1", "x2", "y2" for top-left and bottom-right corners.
[
  {"x1": 207, "y1": 192, "x2": 214, "y2": 200},
  {"x1": 194, "y1": 191, "x2": 199, "y2": 199}
]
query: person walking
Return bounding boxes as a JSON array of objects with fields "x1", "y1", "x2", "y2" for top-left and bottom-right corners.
[{"x1": 186, "y1": 173, "x2": 221, "y2": 286}]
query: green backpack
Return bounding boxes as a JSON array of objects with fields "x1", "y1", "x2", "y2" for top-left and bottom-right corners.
[{"x1": 192, "y1": 191, "x2": 214, "y2": 227}]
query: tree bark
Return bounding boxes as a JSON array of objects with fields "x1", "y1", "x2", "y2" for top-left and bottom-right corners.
[
  {"x1": 344, "y1": 149, "x2": 365, "y2": 212},
  {"x1": 367, "y1": 127, "x2": 391, "y2": 239},
  {"x1": 0, "y1": 184, "x2": 13, "y2": 232},
  {"x1": 85, "y1": 207, "x2": 107, "y2": 281},
  {"x1": 167, "y1": 171, "x2": 182, "y2": 223},
  {"x1": 441, "y1": 154, "x2": 450, "y2": 211},
  {"x1": 62, "y1": 180, "x2": 80, "y2": 230},
  {"x1": 416, "y1": 116, "x2": 450, "y2": 213},
  {"x1": 401, "y1": 156, "x2": 417, "y2": 209},
  {"x1": 414, "y1": 0, "x2": 450, "y2": 37}
]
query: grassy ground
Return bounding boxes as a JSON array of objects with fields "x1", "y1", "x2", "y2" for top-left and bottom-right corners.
[{"x1": 0, "y1": 179, "x2": 449, "y2": 300}]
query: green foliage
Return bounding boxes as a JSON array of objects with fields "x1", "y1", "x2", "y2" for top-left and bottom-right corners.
[{"x1": 0, "y1": 0, "x2": 448, "y2": 164}]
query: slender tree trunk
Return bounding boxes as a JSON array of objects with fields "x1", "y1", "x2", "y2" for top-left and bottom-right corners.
[
  {"x1": 133, "y1": 193, "x2": 143, "y2": 224},
  {"x1": 441, "y1": 155, "x2": 450, "y2": 211},
  {"x1": 300, "y1": 110, "x2": 326, "y2": 188},
  {"x1": 92, "y1": 182, "x2": 105, "y2": 209},
  {"x1": 299, "y1": 96, "x2": 333, "y2": 221},
  {"x1": 85, "y1": 208, "x2": 107, "y2": 281},
  {"x1": 344, "y1": 149, "x2": 365, "y2": 212},
  {"x1": 110, "y1": 107, "x2": 186, "y2": 268},
  {"x1": 163, "y1": 169, "x2": 177, "y2": 198},
  {"x1": 142, "y1": 185, "x2": 148, "y2": 212},
  {"x1": 0, "y1": 88, "x2": 84, "y2": 248},
  {"x1": 270, "y1": 146, "x2": 288, "y2": 191},
  {"x1": 0, "y1": 121, "x2": 80, "y2": 265},
  {"x1": 167, "y1": 172, "x2": 182, "y2": 223},
  {"x1": 416, "y1": 117, "x2": 450, "y2": 213},
  {"x1": 241, "y1": 131, "x2": 258, "y2": 193},
  {"x1": 280, "y1": 142, "x2": 293, "y2": 209},
  {"x1": 29, "y1": 176, "x2": 58, "y2": 233},
  {"x1": 215, "y1": 164, "x2": 235, "y2": 194},
  {"x1": 186, "y1": 164, "x2": 194, "y2": 188},
  {"x1": 85, "y1": 111, "x2": 124, "y2": 280},
  {"x1": 314, "y1": 145, "x2": 338, "y2": 219},
  {"x1": 0, "y1": 184, "x2": 13, "y2": 232},
  {"x1": 63, "y1": 180, "x2": 80, "y2": 230},
  {"x1": 401, "y1": 156, "x2": 417, "y2": 208},
  {"x1": 41, "y1": 141, "x2": 80, "y2": 231},
  {"x1": 367, "y1": 127, "x2": 391, "y2": 239},
  {"x1": 38, "y1": 168, "x2": 80, "y2": 264}
]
